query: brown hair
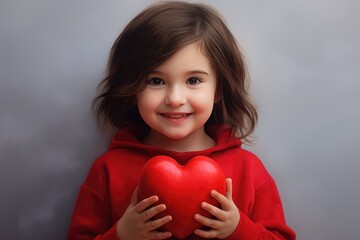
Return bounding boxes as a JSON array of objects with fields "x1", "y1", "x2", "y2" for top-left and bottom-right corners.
[{"x1": 93, "y1": 1, "x2": 258, "y2": 140}]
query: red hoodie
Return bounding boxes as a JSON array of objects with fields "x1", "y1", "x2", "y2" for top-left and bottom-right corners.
[{"x1": 67, "y1": 125, "x2": 296, "y2": 240}]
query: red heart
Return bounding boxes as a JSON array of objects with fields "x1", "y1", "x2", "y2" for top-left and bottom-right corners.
[{"x1": 138, "y1": 155, "x2": 226, "y2": 239}]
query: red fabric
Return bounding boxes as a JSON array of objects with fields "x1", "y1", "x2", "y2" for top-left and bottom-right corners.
[{"x1": 67, "y1": 125, "x2": 296, "y2": 240}]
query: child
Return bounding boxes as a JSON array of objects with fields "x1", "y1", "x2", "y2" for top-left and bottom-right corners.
[{"x1": 67, "y1": 1, "x2": 296, "y2": 239}]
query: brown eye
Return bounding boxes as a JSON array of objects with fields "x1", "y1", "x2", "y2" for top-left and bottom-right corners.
[
  {"x1": 148, "y1": 77, "x2": 164, "y2": 86},
  {"x1": 186, "y1": 77, "x2": 201, "y2": 85}
]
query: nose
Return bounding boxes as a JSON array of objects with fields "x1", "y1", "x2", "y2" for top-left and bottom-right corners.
[{"x1": 164, "y1": 85, "x2": 186, "y2": 107}]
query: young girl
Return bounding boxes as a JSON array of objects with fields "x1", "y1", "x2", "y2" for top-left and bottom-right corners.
[{"x1": 67, "y1": 1, "x2": 296, "y2": 239}]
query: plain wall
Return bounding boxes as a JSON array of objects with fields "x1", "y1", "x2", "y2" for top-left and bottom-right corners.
[{"x1": 1, "y1": 0, "x2": 359, "y2": 239}]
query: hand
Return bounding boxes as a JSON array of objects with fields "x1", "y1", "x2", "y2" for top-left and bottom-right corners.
[
  {"x1": 117, "y1": 187, "x2": 172, "y2": 240},
  {"x1": 193, "y1": 178, "x2": 240, "y2": 239}
]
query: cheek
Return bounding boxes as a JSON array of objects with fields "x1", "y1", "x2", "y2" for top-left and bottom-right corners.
[
  {"x1": 137, "y1": 91, "x2": 161, "y2": 114},
  {"x1": 136, "y1": 92, "x2": 148, "y2": 117},
  {"x1": 191, "y1": 91, "x2": 216, "y2": 112}
]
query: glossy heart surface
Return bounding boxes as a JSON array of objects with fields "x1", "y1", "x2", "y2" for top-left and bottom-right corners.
[{"x1": 138, "y1": 155, "x2": 226, "y2": 239}]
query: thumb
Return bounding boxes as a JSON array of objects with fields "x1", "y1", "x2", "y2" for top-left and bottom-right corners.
[
  {"x1": 225, "y1": 178, "x2": 233, "y2": 200},
  {"x1": 130, "y1": 187, "x2": 139, "y2": 206}
]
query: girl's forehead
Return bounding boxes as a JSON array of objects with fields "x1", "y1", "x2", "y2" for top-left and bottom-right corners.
[{"x1": 153, "y1": 43, "x2": 212, "y2": 72}]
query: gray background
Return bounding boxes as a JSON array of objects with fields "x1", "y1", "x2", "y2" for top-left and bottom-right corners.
[{"x1": 1, "y1": 0, "x2": 359, "y2": 239}]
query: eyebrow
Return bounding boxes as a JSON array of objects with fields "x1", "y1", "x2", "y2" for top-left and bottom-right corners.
[
  {"x1": 149, "y1": 70, "x2": 209, "y2": 75},
  {"x1": 188, "y1": 70, "x2": 209, "y2": 75}
]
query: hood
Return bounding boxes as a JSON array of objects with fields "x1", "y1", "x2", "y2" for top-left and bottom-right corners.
[{"x1": 109, "y1": 125, "x2": 242, "y2": 165}]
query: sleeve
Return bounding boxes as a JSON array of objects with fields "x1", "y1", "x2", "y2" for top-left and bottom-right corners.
[
  {"x1": 226, "y1": 179, "x2": 296, "y2": 240},
  {"x1": 66, "y1": 159, "x2": 120, "y2": 240}
]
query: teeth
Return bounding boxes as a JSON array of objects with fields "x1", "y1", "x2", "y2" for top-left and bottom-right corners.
[{"x1": 164, "y1": 114, "x2": 188, "y2": 119}]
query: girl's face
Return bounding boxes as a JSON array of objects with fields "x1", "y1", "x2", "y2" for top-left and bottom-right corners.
[{"x1": 137, "y1": 43, "x2": 217, "y2": 147}]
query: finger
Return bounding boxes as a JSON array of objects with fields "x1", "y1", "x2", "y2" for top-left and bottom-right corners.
[
  {"x1": 129, "y1": 187, "x2": 139, "y2": 206},
  {"x1": 146, "y1": 215, "x2": 172, "y2": 231},
  {"x1": 200, "y1": 201, "x2": 223, "y2": 219},
  {"x1": 210, "y1": 190, "x2": 230, "y2": 210},
  {"x1": 148, "y1": 230, "x2": 172, "y2": 239},
  {"x1": 194, "y1": 213, "x2": 220, "y2": 230},
  {"x1": 225, "y1": 178, "x2": 233, "y2": 200},
  {"x1": 194, "y1": 228, "x2": 218, "y2": 239},
  {"x1": 135, "y1": 195, "x2": 159, "y2": 213},
  {"x1": 140, "y1": 203, "x2": 167, "y2": 222}
]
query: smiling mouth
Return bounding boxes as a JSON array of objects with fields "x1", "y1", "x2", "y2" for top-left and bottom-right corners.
[{"x1": 160, "y1": 113, "x2": 192, "y2": 119}]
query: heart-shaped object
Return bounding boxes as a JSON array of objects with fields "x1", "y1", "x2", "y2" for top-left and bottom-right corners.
[{"x1": 138, "y1": 155, "x2": 226, "y2": 239}]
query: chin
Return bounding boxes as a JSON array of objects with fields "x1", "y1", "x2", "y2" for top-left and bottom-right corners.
[
  {"x1": 159, "y1": 129, "x2": 192, "y2": 140},
  {"x1": 164, "y1": 133, "x2": 188, "y2": 140}
]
